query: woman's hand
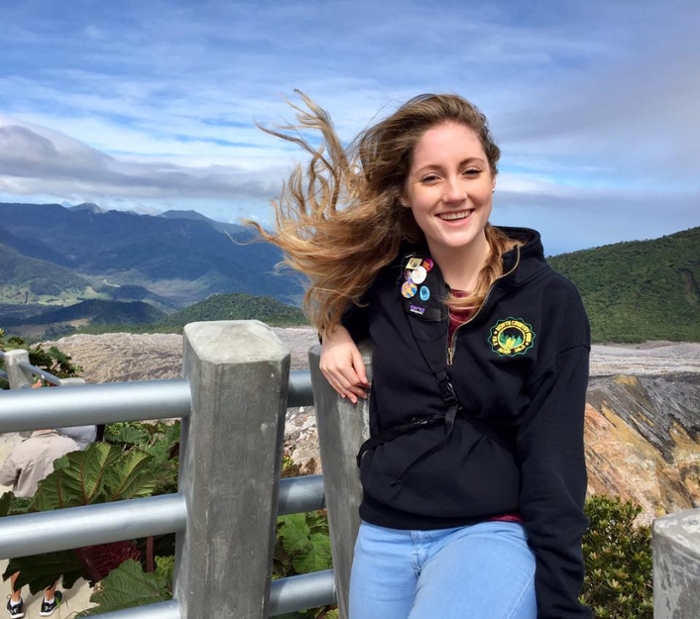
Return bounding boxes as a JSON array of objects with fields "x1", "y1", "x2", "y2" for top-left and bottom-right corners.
[{"x1": 320, "y1": 325, "x2": 370, "y2": 404}]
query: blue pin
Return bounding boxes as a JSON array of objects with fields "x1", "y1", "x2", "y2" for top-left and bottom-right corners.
[{"x1": 419, "y1": 286, "x2": 430, "y2": 301}]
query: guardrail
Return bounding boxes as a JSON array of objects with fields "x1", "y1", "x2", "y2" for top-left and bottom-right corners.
[{"x1": 0, "y1": 321, "x2": 345, "y2": 618}]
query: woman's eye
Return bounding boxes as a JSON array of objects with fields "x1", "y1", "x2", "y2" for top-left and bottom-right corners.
[
  {"x1": 421, "y1": 174, "x2": 439, "y2": 183},
  {"x1": 463, "y1": 168, "x2": 481, "y2": 176}
]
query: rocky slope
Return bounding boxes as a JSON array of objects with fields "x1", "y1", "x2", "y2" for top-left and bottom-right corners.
[{"x1": 40, "y1": 331, "x2": 700, "y2": 523}]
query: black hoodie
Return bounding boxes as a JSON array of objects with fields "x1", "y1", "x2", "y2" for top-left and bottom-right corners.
[{"x1": 344, "y1": 227, "x2": 592, "y2": 619}]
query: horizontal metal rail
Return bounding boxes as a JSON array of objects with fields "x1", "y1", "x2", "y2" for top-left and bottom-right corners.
[
  {"x1": 288, "y1": 369, "x2": 314, "y2": 407},
  {"x1": 0, "y1": 379, "x2": 191, "y2": 432},
  {"x1": 18, "y1": 359, "x2": 62, "y2": 385},
  {"x1": 89, "y1": 600, "x2": 181, "y2": 619},
  {"x1": 0, "y1": 494, "x2": 187, "y2": 559},
  {"x1": 278, "y1": 475, "x2": 325, "y2": 515},
  {"x1": 269, "y1": 569, "x2": 336, "y2": 616}
]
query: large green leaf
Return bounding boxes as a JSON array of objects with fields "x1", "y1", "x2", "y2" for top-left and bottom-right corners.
[
  {"x1": 30, "y1": 443, "x2": 121, "y2": 510},
  {"x1": 4, "y1": 550, "x2": 86, "y2": 594},
  {"x1": 76, "y1": 559, "x2": 170, "y2": 616},
  {"x1": 0, "y1": 492, "x2": 31, "y2": 517},
  {"x1": 103, "y1": 449, "x2": 156, "y2": 501},
  {"x1": 277, "y1": 514, "x2": 311, "y2": 556},
  {"x1": 29, "y1": 443, "x2": 157, "y2": 511},
  {"x1": 109, "y1": 424, "x2": 151, "y2": 446},
  {"x1": 292, "y1": 532, "x2": 332, "y2": 574}
]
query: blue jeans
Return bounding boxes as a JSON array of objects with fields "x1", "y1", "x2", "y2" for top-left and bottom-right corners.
[{"x1": 349, "y1": 520, "x2": 536, "y2": 619}]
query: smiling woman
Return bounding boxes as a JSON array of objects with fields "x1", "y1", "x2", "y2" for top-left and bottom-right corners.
[{"x1": 251, "y1": 92, "x2": 592, "y2": 619}]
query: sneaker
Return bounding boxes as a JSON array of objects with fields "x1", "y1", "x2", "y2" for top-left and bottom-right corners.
[
  {"x1": 39, "y1": 591, "x2": 63, "y2": 617},
  {"x1": 5, "y1": 597, "x2": 24, "y2": 619}
]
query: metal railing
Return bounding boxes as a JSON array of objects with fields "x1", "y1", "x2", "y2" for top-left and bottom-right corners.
[{"x1": 0, "y1": 322, "x2": 337, "y2": 618}]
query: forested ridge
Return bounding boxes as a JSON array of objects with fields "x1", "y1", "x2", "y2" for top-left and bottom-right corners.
[{"x1": 549, "y1": 226, "x2": 699, "y2": 342}]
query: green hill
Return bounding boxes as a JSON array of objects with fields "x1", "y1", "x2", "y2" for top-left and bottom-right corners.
[
  {"x1": 548, "y1": 227, "x2": 700, "y2": 342},
  {"x1": 2, "y1": 299, "x2": 166, "y2": 327},
  {"x1": 0, "y1": 242, "x2": 97, "y2": 303},
  {"x1": 157, "y1": 293, "x2": 307, "y2": 328},
  {"x1": 62, "y1": 293, "x2": 308, "y2": 337}
]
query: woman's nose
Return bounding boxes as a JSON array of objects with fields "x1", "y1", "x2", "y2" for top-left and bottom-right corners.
[{"x1": 443, "y1": 176, "x2": 467, "y2": 202}]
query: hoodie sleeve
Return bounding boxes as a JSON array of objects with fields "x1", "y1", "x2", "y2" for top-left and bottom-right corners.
[
  {"x1": 516, "y1": 291, "x2": 592, "y2": 619},
  {"x1": 340, "y1": 301, "x2": 370, "y2": 342}
]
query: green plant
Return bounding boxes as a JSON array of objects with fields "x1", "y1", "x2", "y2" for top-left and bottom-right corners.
[
  {"x1": 581, "y1": 495, "x2": 653, "y2": 619},
  {"x1": 0, "y1": 442, "x2": 160, "y2": 592},
  {"x1": 274, "y1": 449, "x2": 336, "y2": 619},
  {"x1": 104, "y1": 421, "x2": 180, "y2": 496},
  {"x1": 274, "y1": 512, "x2": 332, "y2": 578},
  {"x1": 75, "y1": 559, "x2": 172, "y2": 617},
  {"x1": 0, "y1": 328, "x2": 82, "y2": 388}
]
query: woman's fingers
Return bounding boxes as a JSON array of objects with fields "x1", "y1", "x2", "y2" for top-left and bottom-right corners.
[{"x1": 320, "y1": 336, "x2": 370, "y2": 404}]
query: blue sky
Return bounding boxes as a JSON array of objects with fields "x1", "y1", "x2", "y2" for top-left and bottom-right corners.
[{"x1": 1, "y1": 0, "x2": 698, "y2": 255}]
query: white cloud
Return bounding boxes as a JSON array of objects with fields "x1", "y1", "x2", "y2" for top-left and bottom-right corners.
[{"x1": 0, "y1": 0, "x2": 698, "y2": 252}]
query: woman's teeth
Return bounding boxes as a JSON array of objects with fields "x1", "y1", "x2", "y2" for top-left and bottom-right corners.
[{"x1": 438, "y1": 211, "x2": 470, "y2": 221}]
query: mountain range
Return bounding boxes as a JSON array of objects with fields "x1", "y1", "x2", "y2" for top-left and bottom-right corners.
[
  {"x1": 0, "y1": 202, "x2": 301, "y2": 308},
  {"x1": 0, "y1": 202, "x2": 698, "y2": 343}
]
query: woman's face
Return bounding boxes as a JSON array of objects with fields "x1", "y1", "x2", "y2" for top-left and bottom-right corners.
[{"x1": 404, "y1": 121, "x2": 495, "y2": 259}]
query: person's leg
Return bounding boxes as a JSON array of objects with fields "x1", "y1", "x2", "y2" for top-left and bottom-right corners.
[
  {"x1": 6, "y1": 572, "x2": 24, "y2": 618},
  {"x1": 43, "y1": 582, "x2": 57, "y2": 602},
  {"x1": 39, "y1": 582, "x2": 62, "y2": 617},
  {"x1": 349, "y1": 522, "x2": 418, "y2": 619},
  {"x1": 9, "y1": 573, "x2": 21, "y2": 603},
  {"x1": 409, "y1": 521, "x2": 537, "y2": 619}
]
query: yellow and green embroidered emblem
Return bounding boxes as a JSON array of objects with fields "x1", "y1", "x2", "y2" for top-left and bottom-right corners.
[{"x1": 489, "y1": 318, "x2": 535, "y2": 357}]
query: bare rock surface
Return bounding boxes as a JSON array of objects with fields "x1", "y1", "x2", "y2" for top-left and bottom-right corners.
[
  {"x1": 41, "y1": 327, "x2": 319, "y2": 382},
  {"x1": 590, "y1": 342, "x2": 700, "y2": 376},
  {"x1": 42, "y1": 331, "x2": 700, "y2": 383}
]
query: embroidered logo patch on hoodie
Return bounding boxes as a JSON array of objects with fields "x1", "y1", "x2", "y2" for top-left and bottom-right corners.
[{"x1": 489, "y1": 318, "x2": 535, "y2": 357}]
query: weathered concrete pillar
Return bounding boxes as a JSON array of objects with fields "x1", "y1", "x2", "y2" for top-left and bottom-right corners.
[
  {"x1": 175, "y1": 321, "x2": 290, "y2": 619},
  {"x1": 60, "y1": 378, "x2": 86, "y2": 386},
  {"x1": 3, "y1": 350, "x2": 34, "y2": 437},
  {"x1": 309, "y1": 341, "x2": 372, "y2": 619},
  {"x1": 653, "y1": 507, "x2": 700, "y2": 619},
  {"x1": 3, "y1": 350, "x2": 33, "y2": 390}
]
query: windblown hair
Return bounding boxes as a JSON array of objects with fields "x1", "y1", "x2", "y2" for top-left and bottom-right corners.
[{"x1": 250, "y1": 91, "x2": 517, "y2": 333}]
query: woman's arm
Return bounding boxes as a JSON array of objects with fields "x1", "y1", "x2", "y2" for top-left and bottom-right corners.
[
  {"x1": 320, "y1": 324, "x2": 369, "y2": 404},
  {"x1": 517, "y1": 343, "x2": 592, "y2": 619}
]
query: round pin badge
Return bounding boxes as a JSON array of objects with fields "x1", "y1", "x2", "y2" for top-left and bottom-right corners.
[
  {"x1": 419, "y1": 285, "x2": 430, "y2": 301},
  {"x1": 411, "y1": 265, "x2": 427, "y2": 284},
  {"x1": 401, "y1": 281, "x2": 418, "y2": 298},
  {"x1": 422, "y1": 258, "x2": 434, "y2": 271}
]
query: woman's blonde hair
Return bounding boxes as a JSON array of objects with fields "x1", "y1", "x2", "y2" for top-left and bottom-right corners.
[{"x1": 250, "y1": 91, "x2": 517, "y2": 333}]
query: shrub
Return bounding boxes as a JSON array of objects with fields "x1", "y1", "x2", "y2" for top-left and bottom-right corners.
[{"x1": 581, "y1": 495, "x2": 653, "y2": 619}]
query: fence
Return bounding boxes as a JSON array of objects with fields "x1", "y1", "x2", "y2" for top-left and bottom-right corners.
[{"x1": 1, "y1": 321, "x2": 699, "y2": 618}]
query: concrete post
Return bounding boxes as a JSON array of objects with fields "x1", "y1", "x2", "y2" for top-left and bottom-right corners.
[
  {"x1": 60, "y1": 378, "x2": 86, "y2": 386},
  {"x1": 4, "y1": 350, "x2": 33, "y2": 390},
  {"x1": 309, "y1": 341, "x2": 372, "y2": 619},
  {"x1": 3, "y1": 350, "x2": 34, "y2": 437},
  {"x1": 175, "y1": 321, "x2": 290, "y2": 619},
  {"x1": 653, "y1": 507, "x2": 700, "y2": 619}
]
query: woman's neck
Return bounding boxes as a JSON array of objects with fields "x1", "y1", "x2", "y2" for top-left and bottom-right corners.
[{"x1": 429, "y1": 234, "x2": 491, "y2": 291}]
